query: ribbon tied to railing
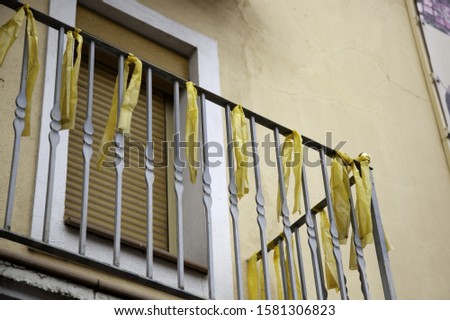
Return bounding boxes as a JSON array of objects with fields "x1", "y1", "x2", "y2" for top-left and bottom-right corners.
[
  {"x1": 97, "y1": 53, "x2": 142, "y2": 170},
  {"x1": 60, "y1": 29, "x2": 83, "y2": 130},
  {"x1": 231, "y1": 104, "x2": 249, "y2": 199},
  {"x1": 277, "y1": 130, "x2": 303, "y2": 221},
  {"x1": 185, "y1": 81, "x2": 199, "y2": 184},
  {"x1": 331, "y1": 151, "x2": 393, "y2": 271},
  {"x1": 0, "y1": 4, "x2": 40, "y2": 136}
]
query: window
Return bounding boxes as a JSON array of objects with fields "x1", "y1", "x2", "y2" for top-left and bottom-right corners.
[
  {"x1": 58, "y1": 5, "x2": 190, "y2": 254},
  {"x1": 31, "y1": 0, "x2": 233, "y2": 298},
  {"x1": 63, "y1": 54, "x2": 170, "y2": 251}
]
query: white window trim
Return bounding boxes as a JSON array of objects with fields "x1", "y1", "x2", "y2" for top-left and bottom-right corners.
[
  {"x1": 31, "y1": 0, "x2": 232, "y2": 299},
  {"x1": 405, "y1": 0, "x2": 450, "y2": 172}
]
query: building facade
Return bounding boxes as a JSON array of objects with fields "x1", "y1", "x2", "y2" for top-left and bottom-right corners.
[{"x1": 0, "y1": 0, "x2": 449, "y2": 300}]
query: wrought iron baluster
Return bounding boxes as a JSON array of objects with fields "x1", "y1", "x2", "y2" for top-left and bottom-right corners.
[
  {"x1": 43, "y1": 27, "x2": 65, "y2": 243},
  {"x1": 278, "y1": 240, "x2": 289, "y2": 299},
  {"x1": 319, "y1": 148, "x2": 348, "y2": 300},
  {"x1": 79, "y1": 40, "x2": 95, "y2": 255},
  {"x1": 301, "y1": 163, "x2": 326, "y2": 299},
  {"x1": 173, "y1": 80, "x2": 185, "y2": 289},
  {"x1": 249, "y1": 115, "x2": 270, "y2": 299},
  {"x1": 113, "y1": 55, "x2": 125, "y2": 267},
  {"x1": 224, "y1": 104, "x2": 244, "y2": 299},
  {"x1": 145, "y1": 67, "x2": 154, "y2": 278},
  {"x1": 274, "y1": 127, "x2": 297, "y2": 300},
  {"x1": 5, "y1": 18, "x2": 30, "y2": 230},
  {"x1": 312, "y1": 213, "x2": 328, "y2": 299},
  {"x1": 369, "y1": 170, "x2": 396, "y2": 300},
  {"x1": 348, "y1": 181, "x2": 370, "y2": 299},
  {"x1": 200, "y1": 93, "x2": 215, "y2": 299},
  {"x1": 294, "y1": 229, "x2": 308, "y2": 299}
]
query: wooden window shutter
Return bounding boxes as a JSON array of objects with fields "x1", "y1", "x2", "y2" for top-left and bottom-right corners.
[{"x1": 64, "y1": 59, "x2": 169, "y2": 251}]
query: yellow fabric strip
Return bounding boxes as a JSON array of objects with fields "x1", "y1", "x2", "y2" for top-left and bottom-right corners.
[
  {"x1": 336, "y1": 151, "x2": 394, "y2": 270},
  {"x1": 286, "y1": 237, "x2": 303, "y2": 299},
  {"x1": 185, "y1": 81, "x2": 199, "y2": 184},
  {"x1": 257, "y1": 259, "x2": 265, "y2": 299},
  {"x1": 60, "y1": 30, "x2": 83, "y2": 130},
  {"x1": 231, "y1": 104, "x2": 249, "y2": 199},
  {"x1": 0, "y1": 6, "x2": 26, "y2": 67},
  {"x1": 276, "y1": 130, "x2": 303, "y2": 221},
  {"x1": 0, "y1": 5, "x2": 40, "y2": 136},
  {"x1": 247, "y1": 254, "x2": 258, "y2": 300},
  {"x1": 60, "y1": 31, "x2": 74, "y2": 130},
  {"x1": 273, "y1": 245, "x2": 283, "y2": 300},
  {"x1": 351, "y1": 154, "x2": 373, "y2": 247},
  {"x1": 330, "y1": 157, "x2": 351, "y2": 244},
  {"x1": 349, "y1": 229, "x2": 395, "y2": 270},
  {"x1": 97, "y1": 54, "x2": 142, "y2": 170},
  {"x1": 23, "y1": 5, "x2": 39, "y2": 137},
  {"x1": 117, "y1": 54, "x2": 142, "y2": 133},
  {"x1": 320, "y1": 209, "x2": 340, "y2": 292}
]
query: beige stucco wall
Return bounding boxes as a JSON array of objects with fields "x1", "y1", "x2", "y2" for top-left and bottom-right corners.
[{"x1": 136, "y1": 0, "x2": 450, "y2": 299}]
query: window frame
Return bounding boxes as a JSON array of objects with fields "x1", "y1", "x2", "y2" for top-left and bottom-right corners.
[
  {"x1": 405, "y1": 0, "x2": 450, "y2": 171},
  {"x1": 30, "y1": 0, "x2": 232, "y2": 299}
]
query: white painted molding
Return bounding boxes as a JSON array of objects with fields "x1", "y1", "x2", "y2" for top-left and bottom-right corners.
[{"x1": 32, "y1": 0, "x2": 232, "y2": 299}]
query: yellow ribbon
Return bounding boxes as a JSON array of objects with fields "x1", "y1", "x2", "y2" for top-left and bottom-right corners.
[
  {"x1": 60, "y1": 29, "x2": 83, "y2": 130},
  {"x1": 185, "y1": 81, "x2": 198, "y2": 184},
  {"x1": 273, "y1": 240, "x2": 303, "y2": 300},
  {"x1": 349, "y1": 230, "x2": 394, "y2": 270},
  {"x1": 320, "y1": 209, "x2": 340, "y2": 292},
  {"x1": 0, "y1": 4, "x2": 40, "y2": 136},
  {"x1": 351, "y1": 153, "x2": 373, "y2": 247},
  {"x1": 231, "y1": 105, "x2": 249, "y2": 199},
  {"x1": 277, "y1": 130, "x2": 303, "y2": 221},
  {"x1": 273, "y1": 246, "x2": 283, "y2": 299},
  {"x1": 286, "y1": 238, "x2": 303, "y2": 299},
  {"x1": 257, "y1": 259, "x2": 266, "y2": 299},
  {"x1": 247, "y1": 254, "x2": 258, "y2": 300},
  {"x1": 97, "y1": 54, "x2": 142, "y2": 170},
  {"x1": 335, "y1": 151, "x2": 393, "y2": 270},
  {"x1": 330, "y1": 156, "x2": 351, "y2": 244}
]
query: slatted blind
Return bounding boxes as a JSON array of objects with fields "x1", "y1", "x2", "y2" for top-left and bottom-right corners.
[{"x1": 64, "y1": 59, "x2": 169, "y2": 251}]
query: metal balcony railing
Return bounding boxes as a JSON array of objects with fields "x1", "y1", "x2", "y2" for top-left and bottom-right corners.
[{"x1": 0, "y1": 0, "x2": 395, "y2": 300}]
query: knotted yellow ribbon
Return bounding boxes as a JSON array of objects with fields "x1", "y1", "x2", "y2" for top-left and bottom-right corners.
[
  {"x1": 247, "y1": 254, "x2": 258, "y2": 300},
  {"x1": 97, "y1": 54, "x2": 142, "y2": 170},
  {"x1": 330, "y1": 156, "x2": 351, "y2": 244},
  {"x1": 349, "y1": 154, "x2": 394, "y2": 269},
  {"x1": 351, "y1": 153, "x2": 373, "y2": 247},
  {"x1": 60, "y1": 29, "x2": 83, "y2": 130},
  {"x1": 231, "y1": 105, "x2": 249, "y2": 199},
  {"x1": 185, "y1": 81, "x2": 198, "y2": 184},
  {"x1": 0, "y1": 4, "x2": 40, "y2": 136},
  {"x1": 277, "y1": 130, "x2": 303, "y2": 221},
  {"x1": 335, "y1": 151, "x2": 393, "y2": 270},
  {"x1": 320, "y1": 209, "x2": 340, "y2": 292}
]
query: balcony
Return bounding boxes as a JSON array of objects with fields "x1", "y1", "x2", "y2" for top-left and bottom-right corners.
[{"x1": 0, "y1": 1, "x2": 395, "y2": 300}]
